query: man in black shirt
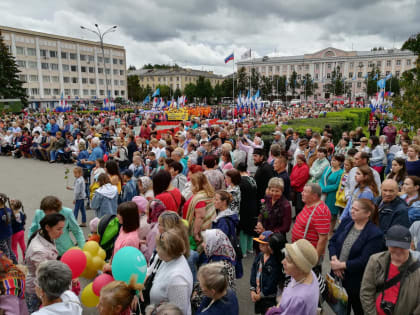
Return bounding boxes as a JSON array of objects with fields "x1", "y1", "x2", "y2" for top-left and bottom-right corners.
[{"x1": 253, "y1": 148, "x2": 275, "y2": 201}]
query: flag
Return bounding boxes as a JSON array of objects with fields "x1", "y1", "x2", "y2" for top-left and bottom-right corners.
[
  {"x1": 241, "y1": 49, "x2": 251, "y2": 60},
  {"x1": 224, "y1": 53, "x2": 234, "y2": 64},
  {"x1": 143, "y1": 95, "x2": 150, "y2": 104},
  {"x1": 245, "y1": 91, "x2": 250, "y2": 107},
  {"x1": 152, "y1": 88, "x2": 160, "y2": 97},
  {"x1": 237, "y1": 91, "x2": 241, "y2": 106},
  {"x1": 373, "y1": 73, "x2": 378, "y2": 80},
  {"x1": 385, "y1": 73, "x2": 392, "y2": 81},
  {"x1": 377, "y1": 79, "x2": 386, "y2": 89}
]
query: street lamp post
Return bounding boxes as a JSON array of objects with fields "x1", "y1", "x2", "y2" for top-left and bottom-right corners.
[{"x1": 80, "y1": 24, "x2": 117, "y2": 100}]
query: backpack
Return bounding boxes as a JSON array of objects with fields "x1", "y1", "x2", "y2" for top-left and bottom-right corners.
[{"x1": 97, "y1": 214, "x2": 121, "y2": 260}]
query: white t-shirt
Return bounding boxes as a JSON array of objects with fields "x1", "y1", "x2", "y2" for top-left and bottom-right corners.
[{"x1": 31, "y1": 291, "x2": 82, "y2": 315}]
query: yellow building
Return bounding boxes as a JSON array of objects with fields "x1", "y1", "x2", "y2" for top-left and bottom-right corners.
[
  {"x1": 0, "y1": 25, "x2": 127, "y2": 108},
  {"x1": 128, "y1": 67, "x2": 224, "y2": 91}
]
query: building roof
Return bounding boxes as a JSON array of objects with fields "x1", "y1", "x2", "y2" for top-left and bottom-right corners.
[
  {"x1": 128, "y1": 67, "x2": 224, "y2": 79},
  {"x1": 0, "y1": 25, "x2": 125, "y2": 50}
]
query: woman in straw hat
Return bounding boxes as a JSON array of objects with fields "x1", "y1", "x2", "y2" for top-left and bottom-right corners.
[{"x1": 266, "y1": 239, "x2": 319, "y2": 315}]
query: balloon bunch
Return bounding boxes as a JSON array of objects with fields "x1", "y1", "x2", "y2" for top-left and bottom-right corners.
[
  {"x1": 80, "y1": 274, "x2": 114, "y2": 308},
  {"x1": 81, "y1": 241, "x2": 107, "y2": 279}
]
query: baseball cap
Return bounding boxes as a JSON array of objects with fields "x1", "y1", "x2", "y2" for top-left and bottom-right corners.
[
  {"x1": 385, "y1": 225, "x2": 411, "y2": 249},
  {"x1": 253, "y1": 231, "x2": 273, "y2": 244}
]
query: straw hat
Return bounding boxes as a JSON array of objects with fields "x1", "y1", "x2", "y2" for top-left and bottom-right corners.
[{"x1": 285, "y1": 239, "x2": 318, "y2": 274}]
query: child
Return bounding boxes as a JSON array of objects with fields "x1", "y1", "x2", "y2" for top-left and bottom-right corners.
[
  {"x1": 128, "y1": 155, "x2": 144, "y2": 178},
  {"x1": 67, "y1": 167, "x2": 87, "y2": 227},
  {"x1": 146, "y1": 151, "x2": 158, "y2": 177},
  {"x1": 10, "y1": 199, "x2": 26, "y2": 262},
  {"x1": 250, "y1": 231, "x2": 282, "y2": 315},
  {"x1": 121, "y1": 169, "x2": 138, "y2": 203},
  {"x1": 91, "y1": 173, "x2": 119, "y2": 218},
  {"x1": 87, "y1": 217, "x2": 100, "y2": 243},
  {"x1": 0, "y1": 193, "x2": 17, "y2": 263}
]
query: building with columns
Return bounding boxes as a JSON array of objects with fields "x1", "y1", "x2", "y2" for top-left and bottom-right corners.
[
  {"x1": 0, "y1": 25, "x2": 127, "y2": 108},
  {"x1": 237, "y1": 47, "x2": 416, "y2": 99}
]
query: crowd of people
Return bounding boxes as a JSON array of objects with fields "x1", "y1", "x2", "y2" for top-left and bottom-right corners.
[{"x1": 0, "y1": 104, "x2": 420, "y2": 315}]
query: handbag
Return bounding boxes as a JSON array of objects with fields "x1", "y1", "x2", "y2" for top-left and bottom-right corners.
[
  {"x1": 140, "y1": 258, "x2": 162, "y2": 312},
  {"x1": 325, "y1": 273, "x2": 348, "y2": 315}
]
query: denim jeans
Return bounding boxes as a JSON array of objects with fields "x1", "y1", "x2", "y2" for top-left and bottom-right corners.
[
  {"x1": 49, "y1": 150, "x2": 57, "y2": 161},
  {"x1": 385, "y1": 153, "x2": 394, "y2": 175},
  {"x1": 74, "y1": 199, "x2": 86, "y2": 223},
  {"x1": 187, "y1": 249, "x2": 199, "y2": 283}
]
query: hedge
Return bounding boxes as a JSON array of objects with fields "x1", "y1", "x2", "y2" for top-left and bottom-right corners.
[{"x1": 252, "y1": 108, "x2": 371, "y2": 152}]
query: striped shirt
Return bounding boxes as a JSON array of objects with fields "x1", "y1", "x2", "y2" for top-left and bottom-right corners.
[{"x1": 291, "y1": 201, "x2": 331, "y2": 248}]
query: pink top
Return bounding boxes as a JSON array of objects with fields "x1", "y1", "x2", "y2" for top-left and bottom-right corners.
[{"x1": 113, "y1": 229, "x2": 140, "y2": 257}]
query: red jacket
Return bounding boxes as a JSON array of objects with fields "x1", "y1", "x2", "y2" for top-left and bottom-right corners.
[{"x1": 290, "y1": 163, "x2": 310, "y2": 192}]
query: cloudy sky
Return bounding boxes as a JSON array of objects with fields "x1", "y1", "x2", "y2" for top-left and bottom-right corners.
[{"x1": 1, "y1": 0, "x2": 419, "y2": 75}]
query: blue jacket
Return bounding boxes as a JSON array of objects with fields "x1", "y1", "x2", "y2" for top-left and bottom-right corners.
[
  {"x1": 211, "y1": 211, "x2": 239, "y2": 241},
  {"x1": 0, "y1": 208, "x2": 13, "y2": 240},
  {"x1": 91, "y1": 184, "x2": 118, "y2": 218},
  {"x1": 373, "y1": 196, "x2": 410, "y2": 234},
  {"x1": 196, "y1": 289, "x2": 239, "y2": 315},
  {"x1": 122, "y1": 179, "x2": 138, "y2": 203},
  {"x1": 329, "y1": 217, "x2": 384, "y2": 290},
  {"x1": 401, "y1": 194, "x2": 420, "y2": 225},
  {"x1": 250, "y1": 253, "x2": 281, "y2": 297}
]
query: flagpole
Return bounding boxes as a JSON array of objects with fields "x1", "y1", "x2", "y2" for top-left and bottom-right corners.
[{"x1": 232, "y1": 52, "x2": 235, "y2": 116}]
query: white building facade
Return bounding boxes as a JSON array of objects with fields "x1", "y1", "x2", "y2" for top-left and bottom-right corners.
[
  {"x1": 0, "y1": 25, "x2": 127, "y2": 107},
  {"x1": 237, "y1": 47, "x2": 416, "y2": 99}
]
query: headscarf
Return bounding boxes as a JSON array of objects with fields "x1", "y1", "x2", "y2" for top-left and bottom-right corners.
[
  {"x1": 202, "y1": 229, "x2": 235, "y2": 263},
  {"x1": 147, "y1": 199, "x2": 167, "y2": 224},
  {"x1": 139, "y1": 176, "x2": 153, "y2": 193}
]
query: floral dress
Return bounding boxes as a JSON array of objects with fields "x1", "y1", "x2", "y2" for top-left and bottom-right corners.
[{"x1": 227, "y1": 185, "x2": 241, "y2": 216}]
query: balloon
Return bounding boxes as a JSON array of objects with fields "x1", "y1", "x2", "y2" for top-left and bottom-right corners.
[
  {"x1": 84, "y1": 251, "x2": 93, "y2": 269},
  {"x1": 81, "y1": 267, "x2": 97, "y2": 279},
  {"x1": 112, "y1": 246, "x2": 147, "y2": 284},
  {"x1": 97, "y1": 248, "x2": 106, "y2": 260},
  {"x1": 91, "y1": 256, "x2": 105, "y2": 271},
  {"x1": 81, "y1": 283, "x2": 99, "y2": 307},
  {"x1": 61, "y1": 248, "x2": 87, "y2": 279},
  {"x1": 83, "y1": 241, "x2": 100, "y2": 256},
  {"x1": 92, "y1": 274, "x2": 114, "y2": 296}
]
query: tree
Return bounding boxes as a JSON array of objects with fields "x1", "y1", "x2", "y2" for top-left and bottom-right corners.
[
  {"x1": 300, "y1": 73, "x2": 316, "y2": 99},
  {"x1": 128, "y1": 65, "x2": 136, "y2": 71},
  {"x1": 237, "y1": 67, "x2": 248, "y2": 93},
  {"x1": 221, "y1": 78, "x2": 233, "y2": 99},
  {"x1": 156, "y1": 85, "x2": 170, "y2": 98},
  {"x1": 365, "y1": 65, "x2": 381, "y2": 96},
  {"x1": 0, "y1": 32, "x2": 27, "y2": 105},
  {"x1": 127, "y1": 75, "x2": 142, "y2": 102},
  {"x1": 390, "y1": 33, "x2": 420, "y2": 127},
  {"x1": 213, "y1": 82, "x2": 224, "y2": 102},
  {"x1": 273, "y1": 75, "x2": 287, "y2": 99},
  {"x1": 195, "y1": 76, "x2": 213, "y2": 101},
  {"x1": 288, "y1": 71, "x2": 299, "y2": 97},
  {"x1": 385, "y1": 77, "x2": 400, "y2": 95},
  {"x1": 260, "y1": 76, "x2": 273, "y2": 99},
  {"x1": 325, "y1": 66, "x2": 344, "y2": 97},
  {"x1": 184, "y1": 83, "x2": 196, "y2": 102},
  {"x1": 250, "y1": 68, "x2": 260, "y2": 92},
  {"x1": 174, "y1": 88, "x2": 182, "y2": 99}
]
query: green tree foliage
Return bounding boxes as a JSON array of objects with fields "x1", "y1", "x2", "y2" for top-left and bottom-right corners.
[
  {"x1": 195, "y1": 76, "x2": 213, "y2": 101},
  {"x1": 251, "y1": 68, "x2": 260, "y2": 92},
  {"x1": 365, "y1": 65, "x2": 381, "y2": 96},
  {"x1": 273, "y1": 75, "x2": 287, "y2": 99},
  {"x1": 385, "y1": 77, "x2": 400, "y2": 95},
  {"x1": 237, "y1": 67, "x2": 248, "y2": 92},
  {"x1": 260, "y1": 76, "x2": 273, "y2": 98},
  {"x1": 142, "y1": 64, "x2": 179, "y2": 70},
  {"x1": 221, "y1": 78, "x2": 233, "y2": 98},
  {"x1": 174, "y1": 88, "x2": 182, "y2": 99},
  {"x1": 127, "y1": 75, "x2": 142, "y2": 102},
  {"x1": 183, "y1": 83, "x2": 196, "y2": 102},
  {"x1": 325, "y1": 67, "x2": 344, "y2": 96},
  {"x1": 128, "y1": 65, "x2": 136, "y2": 71},
  {"x1": 213, "y1": 82, "x2": 224, "y2": 102},
  {"x1": 0, "y1": 32, "x2": 27, "y2": 105},
  {"x1": 288, "y1": 71, "x2": 299, "y2": 97},
  {"x1": 156, "y1": 85, "x2": 170, "y2": 98},
  {"x1": 300, "y1": 73, "x2": 316, "y2": 99},
  {"x1": 391, "y1": 33, "x2": 420, "y2": 127}
]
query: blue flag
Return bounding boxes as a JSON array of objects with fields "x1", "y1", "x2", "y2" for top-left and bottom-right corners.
[
  {"x1": 152, "y1": 88, "x2": 160, "y2": 97},
  {"x1": 373, "y1": 74, "x2": 378, "y2": 80},
  {"x1": 385, "y1": 73, "x2": 392, "y2": 80},
  {"x1": 377, "y1": 79, "x2": 386, "y2": 89}
]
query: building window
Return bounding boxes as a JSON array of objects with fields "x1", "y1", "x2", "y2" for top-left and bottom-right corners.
[
  {"x1": 358, "y1": 72, "x2": 362, "y2": 78},
  {"x1": 28, "y1": 61, "x2": 37, "y2": 69},
  {"x1": 16, "y1": 46, "x2": 25, "y2": 55},
  {"x1": 104, "y1": 57, "x2": 110, "y2": 64},
  {"x1": 407, "y1": 59, "x2": 411, "y2": 66},
  {"x1": 90, "y1": 89, "x2": 96, "y2": 95},
  {"x1": 53, "y1": 89, "x2": 60, "y2": 95},
  {"x1": 386, "y1": 60, "x2": 391, "y2": 67},
  {"x1": 121, "y1": 90, "x2": 125, "y2": 96},
  {"x1": 114, "y1": 90, "x2": 119, "y2": 96},
  {"x1": 377, "y1": 61, "x2": 382, "y2": 67},
  {"x1": 396, "y1": 60, "x2": 401, "y2": 66},
  {"x1": 43, "y1": 75, "x2": 50, "y2": 82},
  {"x1": 89, "y1": 78, "x2": 95, "y2": 84},
  {"x1": 99, "y1": 79, "x2": 104, "y2": 85},
  {"x1": 276, "y1": 66, "x2": 280, "y2": 72},
  {"x1": 72, "y1": 89, "x2": 79, "y2": 95},
  {"x1": 396, "y1": 71, "x2": 400, "y2": 77},
  {"x1": 82, "y1": 78, "x2": 88, "y2": 84},
  {"x1": 99, "y1": 90, "x2": 104, "y2": 96},
  {"x1": 52, "y1": 76, "x2": 59, "y2": 82},
  {"x1": 88, "y1": 55, "x2": 94, "y2": 62},
  {"x1": 106, "y1": 79, "x2": 111, "y2": 85},
  {"x1": 290, "y1": 65, "x2": 294, "y2": 71},
  {"x1": 49, "y1": 51, "x2": 57, "y2": 58},
  {"x1": 315, "y1": 64, "x2": 319, "y2": 70},
  {"x1": 70, "y1": 53, "x2": 77, "y2": 60},
  {"x1": 105, "y1": 69, "x2": 111, "y2": 74},
  {"x1": 177, "y1": 77, "x2": 179, "y2": 81},
  {"x1": 62, "y1": 64, "x2": 69, "y2": 71},
  {"x1": 50, "y1": 63, "x2": 58, "y2": 70},
  {"x1": 71, "y1": 77, "x2": 78, "y2": 84},
  {"x1": 29, "y1": 75, "x2": 38, "y2": 82},
  {"x1": 97, "y1": 57, "x2": 103, "y2": 63},
  {"x1": 368, "y1": 62, "x2": 374, "y2": 67},
  {"x1": 305, "y1": 65, "x2": 309, "y2": 70},
  {"x1": 98, "y1": 68, "x2": 103, "y2": 74},
  {"x1": 327, "y1": 63, "x2": 331, "y2": 69},
  {"x1": 44, "y1": 88, "x2": 51, "y2": 95},
  {"x1": 41, "y1": 63, "x2": 49, "y2": 70},
  {"x1": 349, "y1": 72, "x2": 353, "y2": 78},
  {"x1": 71, "y1": 65, "x2": 77, "y2": 72},
  {"x1": 81, "y1": 66, "x2": 86, "y2": 72},
  {"x1": 16, "y1": 60, "x2": 26, "y2": 68},
  {"x1": 64, "y1": 89, "x2": 70, "y2": 95},
  {"x1": 89, "y1": 67, "x2": 95, "y2": 73},
  {"x1": 113, "y1": 69, "x2": 118, "y2": 75},
  {"x1": 40, "y1": 49, "x2": 47, "y2": 57},
  {"x1": 386, "y1": 71, "x2": 390, "y2": 75},
  {"x1": 61, "y1": 52, "x2": 68, "y2": 59},
  {"x1": 63, "y1": 77, "x2": 70, "y2": 83},
  {"x1": 268, "y1": 66, "x2": 273, "y2": 72},
  {"x1": 31, "y1": 88, "x2": 39, "y2": 95},
  {"x1": 326, "y1": 73, "x2": 331, "y2": 79},
  {"x1": 80, "y1": 54, "x2": 86, "y2": 61},
  {"x1": 27, "y1": 48, "x2": 36, "y2": 56},
  {"x1": 114, "y1": 80, "x2": 119, "y2": 86},
  {"x1": 315, "y1": 74, "x2": 319, "y2": 79},
  {"x1": 119, "y1": 59, "x2": 123, "y2": 65},
  {"x1": 120, "y1": 80, "x2": 124, "y2": 86},
  {"x1": 83, "y1": 89, "x2": 89, "y2": 95},
  {"x1": 349, "y1": 62, "x2": 354, "y2": 69},
  {"x1": 113, "y1": 58, "x2": 118, "y2": 65},
  {"x1": 120, "y1": 70, "x2": 124, "y2": 75},
  {"x1": 18, "y1": 74, "x2": 27, "y2": 82},
  {"x1": 357, "y1": 82, "x2": 362, "y2": 88}
]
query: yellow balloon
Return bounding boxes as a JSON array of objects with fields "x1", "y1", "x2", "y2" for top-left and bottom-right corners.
[
  {"x1": 83, "y1": 241, "x2": 100, "y2": 256},
  {"x1": 81, "y1": 267, "x2": 97, "y2": 279},
  {"x1": 84, "y1": 251, "x2": 93, "y2": 269},
  {"x1": 81, "y1": 283, "x2": 99, "y2": 307},
  {"x1": 91, "y1": 256, "x2": 104, "y2": 271},
  {"x1": 97, "y1": 248, "x2": 106, "y2": 260}
]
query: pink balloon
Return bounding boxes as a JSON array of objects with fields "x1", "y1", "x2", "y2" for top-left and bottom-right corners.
[
  {"x1": 61, "y1": 248, "x2": 87, "y2": 279},
  {"x1": 92, "y1": 273, "x2": 114, "y2": 296}
]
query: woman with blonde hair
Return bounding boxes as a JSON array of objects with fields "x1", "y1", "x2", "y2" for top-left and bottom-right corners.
[{"x1": 182, "y1": 172, "x2": 216, "y2": 248}]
